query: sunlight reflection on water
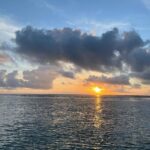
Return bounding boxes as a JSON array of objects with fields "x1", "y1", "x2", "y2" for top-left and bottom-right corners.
[{"x1": 94, "y1": 96, "x2": 102, "y2": 128}]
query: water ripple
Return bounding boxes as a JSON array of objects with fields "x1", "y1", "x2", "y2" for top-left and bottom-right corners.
[{"x1": 0, "y1": 95, "x2": 150, "y2": 149}]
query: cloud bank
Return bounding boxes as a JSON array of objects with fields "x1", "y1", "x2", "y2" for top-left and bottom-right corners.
[
  {"x1": 86, "y1": 75, "x2": 130, "y2": 85},
  {"x1": 0, "y1": 66, "x2": 57, "y2": 89},
  {"x1": 0, "y1": 25, "x2": 150, "y2": 89},
  {"x1": 0, "y1": 64, "x2": 76, "y2": 89},
  {"x1": 14, "y1": 26, "x2": 149, "y2": 74}
]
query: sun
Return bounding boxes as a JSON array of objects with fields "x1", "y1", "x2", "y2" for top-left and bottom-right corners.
[{"x1": 93, "y1": 86, "x2": 102, "y2": 94}]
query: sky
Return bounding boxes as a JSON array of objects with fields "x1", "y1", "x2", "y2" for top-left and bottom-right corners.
[{"x1": 0, "y1": 0, "x2": 150, "y2": 95}]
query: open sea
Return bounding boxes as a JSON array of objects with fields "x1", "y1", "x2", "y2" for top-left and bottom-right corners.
[{"x1": 0, "y1": 94, "x2": 150, "y2": 150}]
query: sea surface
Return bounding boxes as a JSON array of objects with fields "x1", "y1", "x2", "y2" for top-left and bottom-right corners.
[{"x1": 0, "y1": 95, "x2": 150, "y2": 150}]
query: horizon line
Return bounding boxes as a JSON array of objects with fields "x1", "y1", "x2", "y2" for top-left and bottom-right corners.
[{"x1": 0, "y1": 93, "x2": 150, "y2": 97}]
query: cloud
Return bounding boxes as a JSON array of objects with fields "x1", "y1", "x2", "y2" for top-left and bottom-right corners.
[
  {"x1": 0, "y1": 16, "x2": 20, "y2": 44},
  {"x1": 131, "y1": 69, "x2": 150, "y2": 83},
  {"x1": 0, "y1": 53, "x2": 11, "y2": 64},
  {"x1": 130, "y1": 68, "x2": 150, "y2": 86},
  {"x1": 1, "y1": 25, "x2": 150, "y2": 89},
  {"x1": 0, "y1": 66, "x2": 57, "y2": 89},
  {"x1": 126, "y1": 48, "x2": 150, "y2": 72},
  {"x1": 59, "y1": 70, "x2": 75, "y2": 79},
  {"x1": 0, "y1": 70, "x2": 22, "y2": 88},
  {"x1": 131, "y1": 83, "x2": 141, "y2": 89},
  {"x1": 13, "y1": 26, "x2": 148, "y2": 73},
  {"x1": 0, "y1": 70, "x2": 7, "y2": 87},
  {"x1": 22, "y1": 66, "x2": 57, "y2": 89},
  {"x1": 0, "y1": 63, "x2": 78, "y2": 89},
  {"x1": 86, "y1": 74, "x2": 130, "y2": 85}
]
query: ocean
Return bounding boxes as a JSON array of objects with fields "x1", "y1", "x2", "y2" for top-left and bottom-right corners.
[{"x1": 0, "y1": 95, "x2": 150, "y2": 149}]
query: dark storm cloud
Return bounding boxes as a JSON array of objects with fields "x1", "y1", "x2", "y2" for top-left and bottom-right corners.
[
  {"x1": 127, "y1": 48, "x2": 150, "y2": 72},
  {"x1": 86, "y1": 74, "x2": 130, "y2": 85},
  {"x1": 0, "y1": 25, "x2": 147, "y2": 88},
  {"x1": 14, "y1": 26, "x2": 148, "y2": 72}
]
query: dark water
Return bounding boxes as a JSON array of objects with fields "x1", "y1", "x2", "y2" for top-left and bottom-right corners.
[{"x1": 0, "y1": 95, "x2": 150, "y2": 150}]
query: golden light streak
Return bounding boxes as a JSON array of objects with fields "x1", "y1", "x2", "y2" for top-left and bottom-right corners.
[{"x1": 94, "y1": 96, "x2": 103, "y2": 128}]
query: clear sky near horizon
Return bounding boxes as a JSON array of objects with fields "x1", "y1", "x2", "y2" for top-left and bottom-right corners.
[{"x1": 0, "y1": 0, "x2": 150, "y2": 95}]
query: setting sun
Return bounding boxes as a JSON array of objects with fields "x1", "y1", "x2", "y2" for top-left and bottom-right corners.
[{"x1": 93, "y1": 86, "x2": 102, "y2": 94}]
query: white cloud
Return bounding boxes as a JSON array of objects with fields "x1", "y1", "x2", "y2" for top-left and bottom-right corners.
[
  {"x1": 0, "y1": 16, "x2": 22, "y2": 71},
  {"x1": 0, "y1": 16, "x2": 21, "y2": 44}
]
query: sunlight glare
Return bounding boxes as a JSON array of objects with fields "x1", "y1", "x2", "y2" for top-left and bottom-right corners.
[{"x1": 93, "y1": 86, "x2": 102, "y2": 94}]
